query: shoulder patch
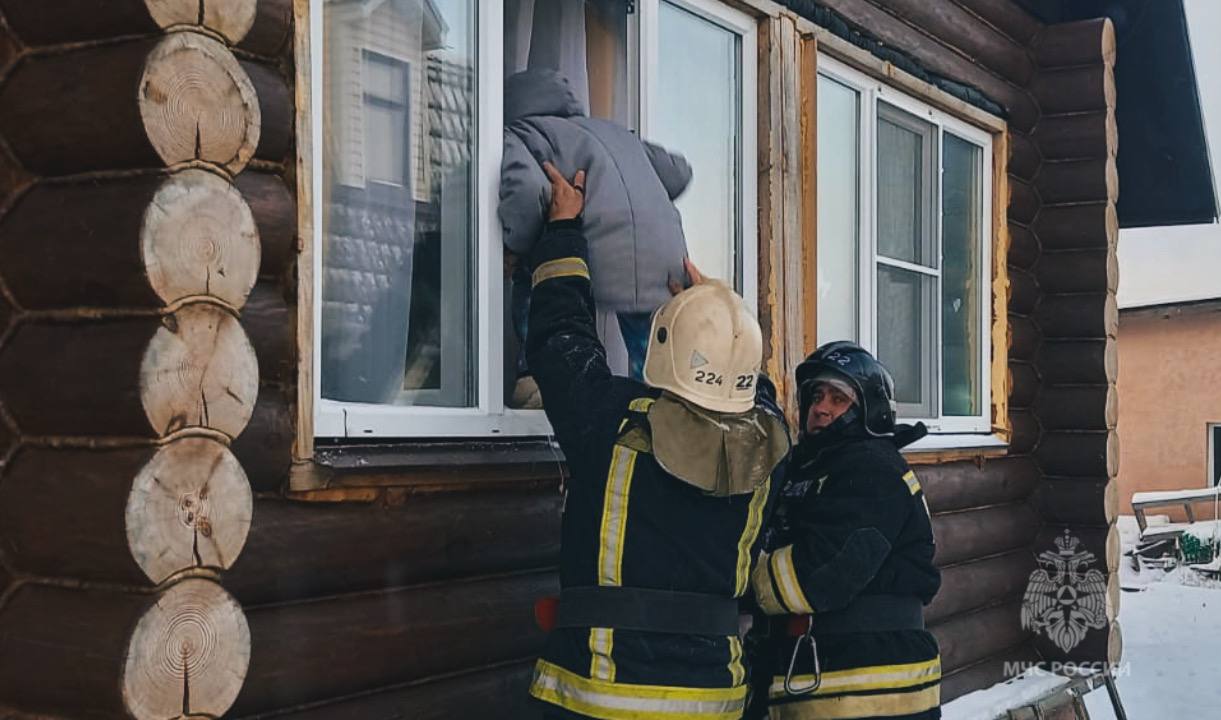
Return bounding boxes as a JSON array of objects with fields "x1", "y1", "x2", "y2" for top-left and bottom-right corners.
[{"x1": 902, "y1": 470, "x2": 921, "y2": 495}]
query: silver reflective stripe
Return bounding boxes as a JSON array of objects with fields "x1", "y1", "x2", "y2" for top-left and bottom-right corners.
[
  {"x1": 598, "y1": 444, "x2": 637, "y2": 586},
  {"x1": 531, "y1": 660, "x2": 747, "y2": 719}
]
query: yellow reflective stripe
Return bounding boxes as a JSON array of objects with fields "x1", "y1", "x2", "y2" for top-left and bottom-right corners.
[
  {"x1": 767, "y1": 684, "x2": 940, "y2": 719},
  {"x1": 771, "y1": 545, "x2": 814, "y2": 614},
  {"x1": 727, "y1": 636, "x2": 745, "y2": 686},
  {"x1": 589, "y1": 627, "x2": 616, "y2": 682},
  {"x1": 734, "y1": 477, "x2": 771, "y2": 597},
  {"x1": 533, "y1": 257, "x2": 590, "y2": 286},
  {"x1": 752, "y1": 552, "x2": 787, "y2": 615},
  {"x1": 531, "y1": 660, "x2": 748, "y2": 720},
  {"x1": 628, "y1": 397, "x2": 656, "y2": 412},
  {"x1": 598, "y1": 444, "x2": 638, "y2": 586},
  {"x1": 768, "y1": 657, "x2": 941, "y2": 698},
  {"x1": 902, "y1": 470, "x2": 921, "y2": 495}
]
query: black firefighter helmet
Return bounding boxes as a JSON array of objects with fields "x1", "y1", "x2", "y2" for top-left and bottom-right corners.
[{"x1": 796, "y1": 341, "x2": 898, "y2": 437}]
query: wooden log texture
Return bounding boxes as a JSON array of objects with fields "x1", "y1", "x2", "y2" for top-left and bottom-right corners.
[
  {"x1": 931, "y1": 598, "x2": 1030, "y2": 674},
  {"x1": 813, "y1": 0, "x2": 1038, "y2": 129},
  {"x1": 0, "y1": 579, "x2": 249, "y2": 719},
  {"x1": 1035, "y1": 18, "x2": 1115, "y2": 68},
  {"x1": 0, "y1": 439, "x2": 251, "y2": 585},
  {"x1": 0, "y1": 0, "x2": 290, "y2": 54},
  {"x1": 1036, "y1": 293, "x2": 1118, "y2": 339},
  {"x1": 1036, "y1": 385, "x2": 1117, "y2": 431},
  {"x1": 240, "y1": 282, "x2": 295, "y2": 386},
  {"x1": 240, "y1": 59, "x2": 294, "y2": 164},
  {"x1": 0, "y1": 304, "x2": 258, "y2": 438},
  {"x1": 941, "y1": 640, "x2": 1040, "y2": 704},
  {"x1": 248, "y1": 660, "x2": 538, "y2": 720},
  {"x1": 227, "y1": 489, "x2": 562, "y2": 606},
  {"x1": 1037, "y1": 339, "x2": 1117, "y2": 385},
  {"x1": 1036, "y1": 156, "x2": 1118, "y2": 206},
  {"x1": 1009, "y1": 408, "x2": 1041, "y2": 455},
  {"x1": 0, "y1": 169, "x2": 259, "y2": 310},
  {"x1": 1008, "y1": 176, "x2": 1039, "y2": 226},
  {"x1": 1035, "y1": 201, "x2": 1116, "y2": 251},
  {"x1": 916, "y1": 457, "x2": 1041, "y2": 514},
  {"x1": 932, "y1": 503, "x2": 1038, "y2": 566},
  {"x1": 1034, "y1": 111, "x2": 1117, "y2": 161},
  {"x1": 1008, "y1": 314, "x2": 1040, "y2": 363},
  {"x1": 230, "y1": 385, "x2": 294, "y2": 494},
  {"x1": 229, "y1": 571, "x2": 555, "y2": 717},
  {"x1": 1037, "y1": 248, "x2": 1118, "y2": 295},
  {"x1": 926, "y1": 550, "x2": 1035, "y2": 624},
  {"x1": 949, "y1": 0, "x2": 1042, "y2": 44},
  {"x1": 1008, "y1": 267, "x2": 1038, "y2": 316},
  {"x1": 1008, "y1": 131, "x2": 1041, "y2": 182},
  {"x1": 1009, "y1": 361, "x2": 1039, "y2": 409},
  {"x1": 1034, "y1": 524, "x2": 1120, "y2": 575},
  {"x1": 1034, "y1": 478, "x2": 1115, "y2": 526},
  {"x1": 0, "y1": 34, "x2": 260, "y2": 176},
  {"x1": 1036, "y1": 430, "x2": 1118, "y2": 479},
  {"x1": 1008, "y1": 222, "x2": 1039, "y2": 270},
  {"x1": 235, "y1": 170, "x2": 296, "y2": 278},
  {"x1": 1032, "y1": 65, "x2": 1115, "y2": 116}
]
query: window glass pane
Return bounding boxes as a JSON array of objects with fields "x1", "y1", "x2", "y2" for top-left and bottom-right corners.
[
  {"x1": 877, "y1": 105, "x2": 935, "y2": 267},
  {"x1": 877, "y1": 265, "x2": 934, "y2": 417},
  {"x1": 942, "y1": 133, "x2": 983, "y2": 417},
  {"x1": 816, "y1": 75, "x2": 859, "y2": 344},
  {"x1": 320, "y1": 0, "x2": 476, "y2": 407},
  {"x1": 654, "y1": 1, "x2": 740, "y2": 285}
]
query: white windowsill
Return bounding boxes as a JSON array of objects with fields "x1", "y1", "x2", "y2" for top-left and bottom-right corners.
[{"x1": 901, "y1": 433, "x2": 1008, "y2": 453}]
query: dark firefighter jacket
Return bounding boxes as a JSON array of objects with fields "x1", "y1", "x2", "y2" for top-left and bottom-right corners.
[
  {"x1": 525, "y1": 218, "x2": 788, "y2": 720},
  {"x1": 750, "y1": 431, "x2": 942, "y2": 720}
]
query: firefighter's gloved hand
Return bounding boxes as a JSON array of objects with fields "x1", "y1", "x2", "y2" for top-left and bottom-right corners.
[{"x1": 543, "y1": 162, "x2": 585, "y2": 221}]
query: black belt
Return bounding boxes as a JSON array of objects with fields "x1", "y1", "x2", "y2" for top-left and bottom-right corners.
[
  {"x1": 808, "y1": 594, "x2": 925, "y2": 635},
  {"x1": 555, "y1": 586, "x2": 740, "y2": 636}
]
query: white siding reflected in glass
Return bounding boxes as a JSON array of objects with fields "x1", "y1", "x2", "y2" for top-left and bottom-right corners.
[
  {"x1": 941, "y1": 134, "x2": 983, "y2": 417},
  {"x1": 815, "y1": 75, "x2": 859, "y2": 345}
]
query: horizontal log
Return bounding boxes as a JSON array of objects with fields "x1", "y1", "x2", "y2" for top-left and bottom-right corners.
[
  {"x1": 1032, "y1": 64, "x2": 1115, "y2": 116},
  {"x1": 1037, "y1": 339, "x2": 1117, "y2": 385},
  {"x1": 0, "y1": 34, "x2": 260, "y2": 176},
  {"x1": 814, "y1": 0, "x2": 1038, "y2": 130},
  {"x1": 1008, "y1": 132, "x2": 1041, "y2": 182},
  {"x1": 0, "y1": 579, "x2": 248, "y2": 719},
  {"x1": 227, "y1": 489, "x2": 562, "y2": 606},
  {"x1": 240, "y1": 282, "x2": 295, "y2": 385},
  {"x1": 1032, "y1": 602, "x2": 1117, "y2": 664},
  {"x1": 1035, "y1": 201, "x2": 1116, "y2": 251},
  {"x1": 250, "y1": 660, "x2": 539, "y2": 720},
  {"x1": 1008, "y1": 408, "x2": 1040, "y2": 455},
  {"x1": 941, "y1": 640, "x2": 1040, "y2": 704},
  {"x1": 230, "y1": 384, "x2": 294, "y2": 494},
  {"x1": 1034, "y1": 477, "x2": 1115, "y2": 526},
  {"x1": 0, "y1": 410, "x2": 14, "y2": 467},
  {"x1": 950, "y1": 0, "x2": 1042, "y2": 44},
  {"x1": 0, "y1": 170, "x2": 259, "y2": 309},
  {"x1": 1008, "y1": 176, "x2": 1039, "y2": 225},
  {"x1": 1037, "y1": 248, "x2": 1118, "y2": 295},
  {"x1": 1037, "y1": 523, "x2": 1120, "y2": 575},
  {"x1": 1008, "y1": 222, "x2": 1039, "y2": 270},
  {"x1": 240, "y1": 59, "x2": 294, "y2": 163},
  {"x1": 1036, "y1": 157, "x2": 1118, "y2": 205},
  {"x1": 1034, "y1": 111, "x2": 1117, "y2": 161},
  {"x1": 857, "y1": 0, "x2": 1035, "y2": 85},
  {"x1": 1035, "y1": 18, "x2": 1116, "y2": 68},
  {"x1": 1009, "y1": 313, "x2": 1040, "y2": 363},
  {"x1": 1036, "y1": 293, "x2": 1118, "y2": 339},
  {"x1": 917, "y1": 457, "x2": 1041, "y2": 514},
  {"x1": 933, "y1": 503, "x2": 1039, "y2": 567},
  {"x1": 0, "y1": 0, "x2": 289, "y2": 53},
  {"x1": 0, "y1": 439, "x2": 251, "y2": 585},
  {"x1": 234, "y1": 170, "x2": 296, "y2": 278},
  {"x1": 1035, "y1": 385, "x2": 1116, "y2": 431},
  {"x1": 1009, "y1": 361, "x2": 1039, "y2": 409},
  {"x1": 1008, "y1": 267, "x2": 1039, "y2": 316},
  {"x1": 1035, "y1": 430, "x2": 1118, "y2": 479},
  {"x1": 0, "y1": 304, "x2": 258, "y2": 438},
  {"x1": 931, "y1": 598, "x2": 1030, "y2": 674},
  {"x1": 229, "y1": 571, "x2": 555, "y2": 717},
  {"x1": 926, "y1": 550, "x2": 1035, "y2": 624}
]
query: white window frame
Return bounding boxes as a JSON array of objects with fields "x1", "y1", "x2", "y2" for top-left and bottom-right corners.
[
  {"x1": 311, "y1": 1, "x2": 758, "y2": 439},
  {"x1": 817, "y1": 54, "x2": 996, "y2": 440},
  {"x1": 1209, "y1": 423, "x2": 1221, "y2": 487}
]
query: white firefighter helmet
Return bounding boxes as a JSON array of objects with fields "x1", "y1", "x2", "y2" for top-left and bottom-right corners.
[{"x1": 642, "y1": 280, "x2": 762, "y2": 413}]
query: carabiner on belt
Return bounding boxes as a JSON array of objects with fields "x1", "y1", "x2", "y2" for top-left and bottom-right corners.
[{"x1": 783, "y1": 615, "x2": 822, "y2": 696}]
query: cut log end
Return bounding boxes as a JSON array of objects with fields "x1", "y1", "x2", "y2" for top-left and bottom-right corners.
[
  {"x1": 122, "y1": 578, "x2": 250, "y2": 720},
  {"x1": 139, "y1": 303, "x2": 259, "y2": 439},
  {"x1": 145, "y1": 0, "x2": 259, "y2": 46},
  {"x1": 138, "y1": 33, "x2": 260, "y2": 173},
  {"x1": 126, "y1": 437, "x2": 253, "y2": 584},
  {"x1": 142, "y1": 169, "x2": 260, "y2": 307}
]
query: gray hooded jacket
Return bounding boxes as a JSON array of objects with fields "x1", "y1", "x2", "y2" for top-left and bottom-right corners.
[{"x1": 499, "y1": 69, "x2": 692, "y2": 313}]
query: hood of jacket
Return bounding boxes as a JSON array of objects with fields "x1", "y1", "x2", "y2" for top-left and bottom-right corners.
[{"x1": 504, "y1": 69, "x2": 586, "y2": 123}]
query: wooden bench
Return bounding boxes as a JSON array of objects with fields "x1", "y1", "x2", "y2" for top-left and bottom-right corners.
[{"x1": 1131, "y1": 487, "x2": 1221, "y2": 534}]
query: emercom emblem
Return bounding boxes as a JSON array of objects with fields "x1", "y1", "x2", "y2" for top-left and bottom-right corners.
[{"x1": 1020, "y1": 530, "x2": 1108, "y2": 652}]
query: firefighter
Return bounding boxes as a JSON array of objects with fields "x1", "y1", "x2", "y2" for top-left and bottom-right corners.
[
  {"x1": 525, "y1": 161, "x2": 790, "y2": 720},
  {"x1": 747, "y1": 341, "x2": 942, "y2": 720}
]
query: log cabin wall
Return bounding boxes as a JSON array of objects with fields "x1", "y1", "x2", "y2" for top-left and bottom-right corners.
[{"x1": 0, "y1": 1, "x2": 293, "y2": 717}]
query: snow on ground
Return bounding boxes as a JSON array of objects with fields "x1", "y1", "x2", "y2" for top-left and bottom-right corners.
[{"x1": 942, "y1": 671, "x2": 1070, "y2": 720}]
